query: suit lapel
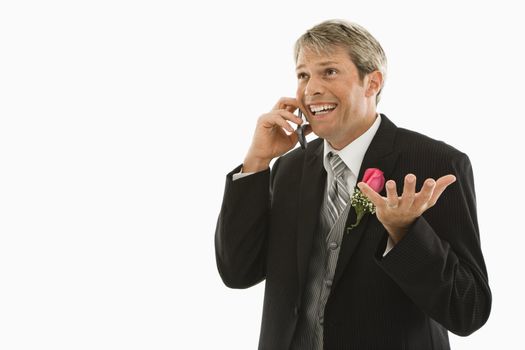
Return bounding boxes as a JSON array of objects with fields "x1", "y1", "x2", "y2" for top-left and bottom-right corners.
[
  {"x1": 296, "y1": 139, "x2": 325, "y2": 299},
  {"x1": 332, "y1": 114, "x2": 400, "y2": 288}
]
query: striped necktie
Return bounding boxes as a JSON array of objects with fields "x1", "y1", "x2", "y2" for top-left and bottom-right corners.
[{"x1": 325, "y1": 152, "x2": 351, "y2": 226}]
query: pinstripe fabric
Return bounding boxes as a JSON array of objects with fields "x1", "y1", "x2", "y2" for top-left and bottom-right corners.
[
  {"x1": 217, "y1": 115, "x2": 491, "y2": 349},
  {"x1": 290, "y1": 155, "x2": 353, "y2": 350}
]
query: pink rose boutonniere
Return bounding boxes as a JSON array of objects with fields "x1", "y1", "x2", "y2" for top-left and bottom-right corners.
[{"x1": 347, "y1": 168, "x2": 385, "y2": 232}]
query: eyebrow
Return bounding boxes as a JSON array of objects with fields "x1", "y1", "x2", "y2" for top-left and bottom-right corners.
[{"x1": 296, "y1": 61, "x2": 340, "y2": 71}]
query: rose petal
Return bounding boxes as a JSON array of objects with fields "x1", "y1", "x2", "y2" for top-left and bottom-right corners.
[{"x1": 362, "y1": 168, "x2": 385, "y2": 193}]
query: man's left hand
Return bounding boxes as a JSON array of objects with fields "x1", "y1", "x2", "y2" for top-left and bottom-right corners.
[{"x1": 357, "y1": 174, "x2": 456, "y2": 244}]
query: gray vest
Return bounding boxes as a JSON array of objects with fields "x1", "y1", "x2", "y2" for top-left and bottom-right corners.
[{"x1": 290, "y1": 194, "x2": 352, "y2": 349}]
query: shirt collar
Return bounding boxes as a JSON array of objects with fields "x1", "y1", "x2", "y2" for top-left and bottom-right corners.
[{"x1": 323, "y1": 114, "x2": 382, "y2": 178}]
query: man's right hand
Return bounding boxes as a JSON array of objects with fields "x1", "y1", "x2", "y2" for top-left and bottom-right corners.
[{"x1": 242, "y1": 97, "x2": 310, "y2": 173}]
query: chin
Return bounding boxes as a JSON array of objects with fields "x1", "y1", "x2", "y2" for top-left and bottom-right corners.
[{"x1": 310, "y1": 126, "x2": 332, "y2": 140}]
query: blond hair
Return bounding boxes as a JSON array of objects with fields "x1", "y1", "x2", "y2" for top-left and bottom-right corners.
[{"x1": 294, "y1": 19, "x2": 387, "y2": 104}]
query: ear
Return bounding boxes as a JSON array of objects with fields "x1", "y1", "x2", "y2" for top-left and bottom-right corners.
[{"x1": 364, "y1": 71, "x2": 383, "y2": 98}]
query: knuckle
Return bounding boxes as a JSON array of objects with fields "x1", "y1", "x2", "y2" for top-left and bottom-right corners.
[
  {"x1": 386, "y1": 185, "x2": 397, "y2": 193},
  {"x1": 258, "y1": 116, "x2": 272, "y2": 126}
]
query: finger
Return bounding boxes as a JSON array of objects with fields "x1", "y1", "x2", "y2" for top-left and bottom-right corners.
[
  {"x1": 261, "y1": 113, "x2": 295, "y2": 133},
  {"x1": 357, "y1": 182, "x2": 384, "y2": 208},
  {"x1": 275, "y1": 109, "x2": 304, "y2": 126},
  {"x1": 261, "y1": 110, "x2": 302, "y2": 132},
  {"x1": 273, "y1": 115, "x2": 296, "y2": 134},
  {"x1": 272, "y1": 97, "x2": 299, "y2": 112},
  {"x1": 399, "y1": 174, "x2": 416, "y2": 210},
  {"x1": 385, "y1": 180, "x2": 399, "y2": 209},
  {"x1": 413, "y1": 178, "x2": 436, "y2": 209},
  {"x1": 428, "y1": 174, "x2": 457, "y2": 207}
]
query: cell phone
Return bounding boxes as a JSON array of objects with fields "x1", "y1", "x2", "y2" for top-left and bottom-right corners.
[{"x1": 296, "y1": 109, "x2": 308, "y2": 149}]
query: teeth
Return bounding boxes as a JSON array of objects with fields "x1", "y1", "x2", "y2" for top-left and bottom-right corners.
[{"x1": 309, "y1": 104, "x2": 337, "y2": 113}]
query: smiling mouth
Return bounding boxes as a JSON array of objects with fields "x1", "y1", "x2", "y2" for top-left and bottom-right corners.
[{"x1": 308, "y1": 103, "x2": 337, "y2": 116}]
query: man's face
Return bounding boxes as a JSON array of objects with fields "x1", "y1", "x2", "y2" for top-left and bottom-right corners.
[{"x1": 296, "y1": 46, "x2": 375, "y2": 150}]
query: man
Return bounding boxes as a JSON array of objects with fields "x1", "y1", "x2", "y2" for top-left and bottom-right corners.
[{"x1": 215, "y1": 19, "x2": 491, "y2": 350}]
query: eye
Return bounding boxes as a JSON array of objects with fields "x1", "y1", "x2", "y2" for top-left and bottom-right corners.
[
  {"x1": 325, "y1": 68, "x2": 338, "y2": 76},
  {"x1": 297, "y1": 72, "x2": 309, "y2": 80}
]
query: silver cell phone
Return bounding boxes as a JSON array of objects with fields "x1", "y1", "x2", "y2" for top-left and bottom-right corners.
[{"x1": 296, "y1": 109, "x2": 308, "y2": 149}]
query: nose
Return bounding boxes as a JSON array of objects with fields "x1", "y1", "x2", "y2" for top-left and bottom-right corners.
[{"x1": 304, "y1": 76, "x2": 324, "y2": 96}]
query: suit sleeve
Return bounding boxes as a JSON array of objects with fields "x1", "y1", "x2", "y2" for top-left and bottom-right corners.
[
  {"x1": 376, "y1": 152, "x2": 492, "y2": 336},
  {"x1": 215, "y1": 161, "x2": 279, "y2": 289}
]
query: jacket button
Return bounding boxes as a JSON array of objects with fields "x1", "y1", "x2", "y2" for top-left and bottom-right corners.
[{"x1": 328, "y1": 242, "x2": 338, "y2": 250}]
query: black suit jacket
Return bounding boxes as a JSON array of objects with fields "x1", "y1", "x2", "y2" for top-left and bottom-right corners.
[{"x1": 215, "y1": 115, "x2": 491, "y2": 350}]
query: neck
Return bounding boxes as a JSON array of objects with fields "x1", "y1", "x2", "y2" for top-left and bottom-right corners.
[{"x1": 328, "y1": 111, "x2": 377, "y2": 150}]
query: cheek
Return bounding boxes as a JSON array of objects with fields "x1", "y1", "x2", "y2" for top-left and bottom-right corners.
[
  {"x1": 296, "y1": 85, "x2": 304, "y2": 99},
  {"x1": 296, "y1": 87, "x2": 306, "y2": 110}
]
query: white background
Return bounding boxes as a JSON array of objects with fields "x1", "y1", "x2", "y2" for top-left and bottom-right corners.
[{"x1": 1, "y1": 0, "x2": 523, "y2": 349}]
